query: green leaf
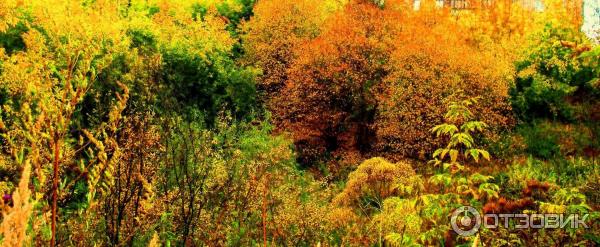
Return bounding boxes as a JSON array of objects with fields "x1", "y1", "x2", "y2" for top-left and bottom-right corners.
[{"x1": 468, "y1": 149, "x2": 480, "y2": 162}]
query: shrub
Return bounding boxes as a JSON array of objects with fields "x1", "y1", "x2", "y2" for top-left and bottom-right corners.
[
  {"x1": 158, "y1": 116, "x2": 333, "y2": 245},
  {"x1": 270, "y1": 1, "x2": 403, "y2": 169},
  {"x1": 241, "y1": 0, "x2": 334, "y2": 95},
  {"x1": 519, "y1": 120, "x2": 596, "y2": 158},
  {"x1": 333, "y1": 157, "x2": 416, "y2": 211},
  {"x1": 259, "y1": 1, "x2": 517, "y2": 170},
  {"x1": 511, "y1": 24, "x2": 595, "y2": 122},
  {"x1": 330, "y1": 157, "x2": 419, "y2": 246},
  {"x1": 161, "y1": 47, "x2": 258, "y2": 123},
  {"x1": 375, "y1": 16, "x2": 514, "y2": 160},
  {"x1": 519, "y1": 122, "x2": 561, "y2": 159},
  {"x1": 149, "y1": 4, "x2": 259, "y2": 124}
]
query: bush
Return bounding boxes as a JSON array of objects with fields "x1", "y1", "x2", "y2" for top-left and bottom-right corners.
[
  {"x1": 519, "y1": 122, "x2": 561, "y2": 159},
  {"x1": 511, "y1": 24, "x2": 596, "y2": 122},
  {"x1": 241, "y1": 0, "x2": 339, "y2": 95},
  {"x1": 269, "y1": 1, "x2": 515, "y2": 168},
  {"x1": 269, "y1": 1, "x2": 402, "y2": 169},
  {"x1": 519, "y1": 121, "x2": 597, "y2": 159},
  {"x1": 374, "y1": 11, "x2": 514, "y2": 160},
  {"x1": 333, "y1": 157, "x2": 416, "y2": 211},
  {"x1": 161, "y1": 47, "x2": 258, "y2": 124},
  {"x1": 159, "y1": 116, "x2": 331, "y2": 245}
]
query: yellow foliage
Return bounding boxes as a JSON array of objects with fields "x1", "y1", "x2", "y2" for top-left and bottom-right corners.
[
  {"x1": 147, "y1": 232, "x2": 161, "y2": 247},
  {"x1": 0, "y1": 0, "x2": 594, "y2": 245},
  {"x1": 0, "y1": 0, "x2": 20, "y2": 32},
  {"x1": 333, "y1": 157, "x2": 416, "y2": 208},
  {"x1": 145, "y1": 1, "x2": 233, "y2": 57},
  {"x1": 373, "y1": 197, "x2": 422, "y2": 240}
]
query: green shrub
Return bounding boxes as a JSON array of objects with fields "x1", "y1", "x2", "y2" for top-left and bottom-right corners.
[
  {"x1": 519, "y1": 122, "x2": 560, "y2": 159},
  {"x1": 160, "y1": 46, "x2": 258, "y2": 125},
  {"x1": 511, "y1": 24, "x2": 595, "y2": 122},
  {"x1": 0, "y1": 22, "x2": 27, "y2": 54},
  {"x1": 507, "y1": 156, "x2": 597, "y2": 188},
  {"x1": 519, "y1": 120, "x2": 597, "y2": 159}
]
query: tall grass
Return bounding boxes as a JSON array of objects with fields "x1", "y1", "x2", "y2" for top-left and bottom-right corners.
[{"x1": 0, "y1": 160, "x2": 33, "y2": 247}]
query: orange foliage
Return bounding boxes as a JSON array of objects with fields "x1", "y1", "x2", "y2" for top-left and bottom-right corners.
[
  {"x1": 483, "y1": 179, "x2": 550, "y2": 216},
  {"x1": 268, "y1": 0, "x2": 515, "y2": 167},
  {"x1": 271, "y1": 1, "x2": 403, "y2": 167},
  {"x1": 522, "y1": 179, "x2": 551, "y2": 198},
  {"x1": 241, "y1": 0, "x2": 333, "y2": 95},
  {"x1": 374, "y1": 10, "x2": 514, "y2": 160},
  {"x1": 482, "y1": 197, "x2": 536, "y2": 215}
]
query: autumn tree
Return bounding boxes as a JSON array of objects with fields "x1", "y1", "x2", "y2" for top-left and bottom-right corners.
[
  {"x1": 373, "y1": 6, "x2": 514, "y2": 160},
  {"x1": 271, "y1": 0, "x2": 404, "y2": 170},
  {"x1": 140, "y1": 0, "x2": 260, "y2": 124},
  {"x1": 270, "y1": 0, "x2": 515, "y2": 168},
  {"x1": 241, "y1": 0, "x2": 339, "y2": 96}
]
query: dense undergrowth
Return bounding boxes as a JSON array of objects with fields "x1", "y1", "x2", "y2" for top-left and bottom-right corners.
[{"x1": 0, "y1": 0, "x2": 599, "y2": 246}]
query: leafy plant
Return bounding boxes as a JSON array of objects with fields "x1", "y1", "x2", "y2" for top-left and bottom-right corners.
[
  {"x1": 511, "y1": 23, "x2": 595, "y2": 122},
  {"x1": 429, "y1": 97, "x2": 490, "y2": 173}
]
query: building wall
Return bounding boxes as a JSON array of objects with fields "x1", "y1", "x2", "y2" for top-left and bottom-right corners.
[
  {"x1": 583, "y1": 0, "x2": 600, "y2": 40},
  {"x1": 411, "y1": 0, "x2": 599, "y2": 40},
  {"x1": 412, "y1": 0, "x2": 543, "y2": 10}
]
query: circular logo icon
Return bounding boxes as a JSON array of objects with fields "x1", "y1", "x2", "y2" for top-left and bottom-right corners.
[{"x1": 451, "y1": 206, "x2": 481, "y2": 236}]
